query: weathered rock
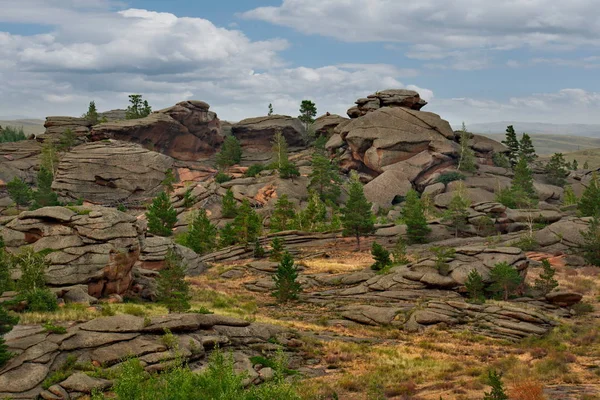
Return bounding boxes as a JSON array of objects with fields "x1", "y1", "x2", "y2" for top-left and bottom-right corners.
[
  {"x1": 312, "y1": 114, "x2": 348, "y2": 137},
  {"x1": 52, "y1": 141, "x2": 174, "y2": 205},
  {"x1": 545, "y1": 291, "x2": 583, "y2": 307},
  {"x1": 232, "y1": 115, "x2": 307, "y2": 154},
  {"x1": 364, "y1": 170, "x2": 413, "y2": 209},
  {"x1": 59, "y1": 373, "x2": 111, "y2": 393},
  {"x1": 347, "y1": 89, "x2": 427, "y2": 118},
  {"x1": 0, "y1": 140, "x2": 42, "y2": 186},
  {"x1": 90, "y1": 101, "x2": 222, "y2": 161},
  {"x1": 435, "y1": 188, "x2": 496, "y2": 208}
]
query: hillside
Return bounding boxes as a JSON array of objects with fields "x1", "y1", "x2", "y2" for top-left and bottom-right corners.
[
  {"x1": 467, "y1": 121, "x2": 600, "y2": 138},
  {"x1": 481, "y1": 132, "x2": 600, "y2": 155},
  {"x1": 0, "y1": 118, "x2": 45, "y2": 135}
]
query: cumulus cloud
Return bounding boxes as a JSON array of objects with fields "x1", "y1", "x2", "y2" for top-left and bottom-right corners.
[
  {"x1": 0, "y1": 1, "x2": 429, "y2": 121},
  {"x1": 243, "y1": 0, "x2": 600, "y2": 66}
]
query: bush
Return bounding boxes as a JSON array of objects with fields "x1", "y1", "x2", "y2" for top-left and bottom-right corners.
[
  {"x1": 492, "y1": 152, "x2": 511, "y2": 169},
  {"x1": 483, "y1": 370, "x2": 509, "y2": 400},
  {"x1": 534, "y1": 259, "x2": 559, "y2": 295},
  {"x1": 24, "y1": 289, "x2": 58, "y2": 312},
  {"x1": 511, "y1": 234, "x2": 538, "y2": 251},
  {"x1": 221, "y1": 189, "x2": 238, "y2": 218},
  {"x1": 371, "y1": 243, "x2": 392, "y2": 271},
  {"x1": 572, "y1": 302, "x2": 594, "y2": 316},
  {"x1": 431, "y1": 246, "x2": 455, "y2": 276},
  {"x1": 215, "y1": 172, "x2": 233, "y2": 184},
  {"x1": 488, "y1": 262, "x2": 523, "y2": 301},
  {"x1": 0, "y1": 305, "x2": 19, "y2": 368},
  {"x1": 245, "y1": 164, "x2": 265, "y2": 177},
  {"x1": 581, "y1": 215, "x2": 600, "y2": 266},
  {"x1": 0, "y1": 126, "x2": 26, "y2": 143},
  {"x1": 435, "y1": 171, "x2": 466, "y2": 185},
  {"x1": 465, "y1": 269, "x2": 485, "y2": 303},
  {"x1": 156, "y1": 250, "x2": 191, "y2": 313},
  {"x1": 269, "y1": 238, "x2": 285, "y2": 262},
  {"x1": 253, "y1": 239, "x2": 265, "y2": 258},
  {"x1": 216, "y1": 136, "x2": 243, "y2": 169},
  {"x1": 42, "y1": 321, "x2": 67, "y2": 334}
]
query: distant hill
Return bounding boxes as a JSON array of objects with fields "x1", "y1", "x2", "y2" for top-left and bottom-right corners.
[
  {"x1": 542, "y1": 148, "x2": 600, "y2": 170},
  {"x1": 0, "y1": 119, "x2": 45, "y2": 136},
  {"x1": 464, "y1": 121, "x2": 600, "y2": 137},
  {"x1": 481, "y1": 133, "x2": 600, "y2": 156}
]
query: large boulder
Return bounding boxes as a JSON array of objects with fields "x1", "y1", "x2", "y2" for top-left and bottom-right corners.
[
  {"x1": 52, "y1": 140, "x2": 174, "y2": 205},
  {"x1": 231, "y1": 115, "x2": 307, "y2": 154},
  {"x1": 90, "y1": 101, "x2": 222, "y2": 161},
  {"x1": 347, "y1": 89, "x2": 427, "y2": 118},
  {"x1": 0, "y1": 140, "x2": 42, "y2": 185},
  {"x1": 43, "y1": 116, "x2": 92, "y2": 137},
  {"x1": 312, "y1": 114, "x2": 348, "y2": 137}
]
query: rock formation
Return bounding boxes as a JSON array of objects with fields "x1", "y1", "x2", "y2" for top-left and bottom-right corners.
[
  {"x1": 52, "y1": 141, "x2": 174, "y2": 205},
  {"x1": 0, "y1": 314, "x2": 294, "y2": 399},
  {"x1": 90, "y1": 101, "x2": 222, "y2": 162},
  {"x1": 346, "y1": 89, "x2": 427, "y2": 118},
  {"x1": 231, "y1": 115, "x2": 307, "y2": 156}
]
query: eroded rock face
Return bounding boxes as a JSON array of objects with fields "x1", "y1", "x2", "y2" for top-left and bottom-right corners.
[
  {"x1": 0, "y1": 140, "x2": 42, "y2": 186},
  {"x1": 90, "y1": 101, "x2": 222, "y2": 161},
  {"x1": 312, "y1": 113, "x2": 348, "y2": 137},
  {"x1": 231, "y1": 115, "x2": 307, "y2": 154},
  {"x1": 347, "y1": 89, "x2": 427, "y2": 118},
  {"x1": 0, "y1": 314, "x2": 294, "y2": 399},
  {"x1": 52, "y1": 140, "x2": 173, "y2": 205}
]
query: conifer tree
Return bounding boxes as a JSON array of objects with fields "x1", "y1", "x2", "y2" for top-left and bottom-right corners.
[
  {"x1": 218, "y1": 223, "x2": 237, "y2": 248},
  {"x1": 442, "y1": 185, "x2": 470, "y2": 238},
  {"x1": 269, "y1": 237, "x2": 285, "y2": 262},
  {"x1": 392, "y1": 236, "x2": 410, "y2": 265},
  {"x1": 270, "y1": 194, "x2": 296, "y2": 232},
  {"x1": 371, "y1": 242, "x2": 391, "y2": 271},
  {"x1": 298, "y1": 100, "x2": 317, "y2": 129},
  {"x1": 0, "y1": 237, "x2": 13, "y2": 295},
  {"x1": 125, "y1": 94, "x2": 152, "y2": 119},
  {"x1": 216, "y1": 136, "x2": 242, "y2": 169},
  {"x1": 268, "y1": 103, "x2": 274, "y2": 116},
  {"x1": 465, "y1": 269, "x2": 485, "y2": 303},
  {"x1": 578, "y1": 173, "x2": 600, "y2": 217},
  {"x1": 233, "y1": 199, "x2": 262, "y2": 245},
  {"x1": 581, "y1": 215, "x2": 600, "y2": 266},
  {"x1": 279, "y1": 162, "x2": 300, "y2": 179},
  {"x1": 584, "y1": 161, "x2": 590, "y2": 170},
  {"x1": 502, "y1": 125, "x2": 520, "y2": 166},
  {"x1": 457, "y1": 122, "x2": 477, "y2": 172},
  {"x1": 161, "y1": 168, "x2": 176, "y2": 194},
  {"x1": 31, "y1": 167, "x2": 60, "y2": 209},
  {"x1": 272, "y1": 252, "x2": 301, "y2": 302},
  {"x1": 156, "y1": 250, "x2": 191, "y2": 313},
  {"x1": 534, "y1": 259, "x2": 559, "y2": 295},
  {"x1": 545, "y1": 153, "x2": 569, "y2": 186},
  {"x1": 146, "y1": 191, "x2": 177, "y2": 237},
  {"x1": 221, "y1": 189, "x2": 238, "y2": 218},
  {"x1": 487, "y1": 262, "x2": 523, "y2": 301},
  {"x1": 272, "y1": 130, "x2": 289, "y2": 171},
  {"x1": 295, "y1": 192, "x2": 329, "y2": 232},
  {"x1": 511, "y1": 155, "x2": 538, "y2": 207},
  {"x1": 518, "y1": 133, "x2": 537, "y2": 163},
  {"x1": 341, "y1": 173, "x2": 375, "y2": 249},
  {"x1": 84, "y1": 101, "x2": 99, "y2": 124},
  {"x1": 401, "y1": 189, "x2": 431, "y2": 244},
  {"x1": 563, "y1": 186, "x2": 578, "y2": 206},
  {"x1": 57, "y1": 128, "x2": 77, "y2": 151},
  {"x1": 7, "y1": 177, "x2": 32, "y2": 209},
  {"x1": 182, "y1": 209, "x2": 217, "y2": 255},
  {"x1": 253, "y1": 238, "x2": 265, "y2": 258},
  {"x1": 483, "y1": 370, "x2": 509, "y2": 400},
  {"x1": 572, "y1": 159, "x2": 579, "y2": 170},
  {"x1": 40, "y1": 142, "x2": 59, "y2": 173},
  {"x1": 308, "y1": 150, "x2": 341, "y2": 203}
]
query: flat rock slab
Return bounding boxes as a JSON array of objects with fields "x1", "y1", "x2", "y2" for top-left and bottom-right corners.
[
  {"x1": 60, "y1": 332, "x2": 139, "y2": 351},
  {"x1": 91, "y1": 337, "x2": 166, "y2": 366},
  {"x1": 79, "y1": 315, "x2": 145, "y2": 333},
  {"x1": 59, "y1": 372, "x2": 112, "y2": 393},
  {"x1": 0, "y1": 362, "x2": 48, "y2": 393}
]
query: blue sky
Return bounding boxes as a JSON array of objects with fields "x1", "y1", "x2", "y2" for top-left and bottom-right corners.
[{"x1": 1, "y1": 0, "x2": 599, "y2": 125}]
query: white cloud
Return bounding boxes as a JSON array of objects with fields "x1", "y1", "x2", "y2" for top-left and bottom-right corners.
[
  {"x1": 0, "y1": 2, "x2": 428, "y2": 121},
  {"x1": 243, "y1": 0, "x2": 600, "y2": 68}
]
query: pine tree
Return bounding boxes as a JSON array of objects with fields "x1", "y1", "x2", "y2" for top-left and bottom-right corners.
[
  {"x1": 581, "y1": 215, "x2": 600, "y2": 266},
  {"x1": 295, "y1": 191, "x2": 328, "y2": 232},
  {"x1": 40, "y1": 141, "x2": 59, "y2": 173},
  {"x1": 233, "y1": 199, "x2": 262, "y2": 245},
  {"x1": 584, "y1": 161, "x2": 590, "y2": 170},
  {"x1": 84, "y1": 101, "x2": 99, "y2": 124},
  {"x1": 534, "y1": 259, "x2": 559, "y2": 295},
  {"x1": 483, "y1": 370, "x2": 509, "y2": 400},
  {"x1": 392, "y1": 236, "x2": 410, "y2": 265},
  {"x1": 272, "y1": 252, "x2": 301, "y2": 302},
  {"x1": 545, "y1": 153, "x2": 569, "y2": 186},
  {"x1": 563, "y1": 186, "x2": 578, "y2": 206},
  {"x1": 0, "y1": 238, "x2": 13, "y2": 295},
  {"x1": 253, "y1": 238, "x2": 265, "y2": 258},
  {"x1": 162, "y1": 168, "x2": 176, "y2": 194},
  {"x1": 511, "y1": 155, "x2": 537, "y2": 207},
  {"x1": 182, "y1": 209, "x2": 217, "y2": 255},
  {"x1": 268, "y1": 103, "x2": 274, "y2": 116},
  {"x1": 0, "y1": 305, "x2": 19, "y2": 368},
  {"x1": 309, "y1": 150, "x2": 341, "y2": 203},
  {"x1": 371, "y1": 242, "x2": 391, "y2": 271},
  {"x1": 341, "y1": 173, "x2": 375, "y2": 249},
  {"x1": 272, "y1": 130, "x2": 289, "y2": 171},
  {"x1": 270, "y1": 194, "x2": 296, "y2": 232},
  {"x1": 401, "y1": 190, "x2": 431, "y2": 244},
  {"x1": 465, "y1": 269, "x2": 485, "y2": 303},
  {"x1": 279, "y1": 162, "x2": 300, "y2": 179},
  {"x1": 572, "y1": 159, "x2": 579, "y2": 171},
  {"x1": 487, "y1": 262, "x2": 523, "y2": 301},
  {"x1": 578, "y1": 172, "x2": 600, "y2": 217},
  {"x1": 57, "y1": 128, "x2": 77, "y2": 151},
  {"x1": 125, "y1": 94, "x2": 152, "y2": 119},
  {"x1": 216, "y1": 136, "x2": 243, "y2": 169},
  {"x1": 298, "y1": 100, "x2": 317, "y2": 129},
  {"x1": 219, "y1": 223, "x2": 238, "y2": 248},
  {"x1": 442, "y1": 185, "x2": 470, "y2": 238},
  {"x1": 221, "y1": 189, "x2": 238, "y2": 218},
  {"x1": 269, "y1": 237, "x2": 285, "y2": 261},
  {"x1": 146, "y1": 191, "x2": 177, "y2": 237},
  {"x1": 6, "y1": 177, "x2": 32, "y2": 209},
  {"x1": 31, "y1": 167, "x2": 60, "y2": 209},
  {"x1": 156, "y1": 250, "x2": 191, "y2": 313},
  {"x1": 518, "y1": 133, "x2": 537, "y2": 163},
  {"x1": 502, "y1": 125, "x2": 520, "y2": 166},
  {"x1": 457, "y1": 122, "x2": 477, "y2": 172}
]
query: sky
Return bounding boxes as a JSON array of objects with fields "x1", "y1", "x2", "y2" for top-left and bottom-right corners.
[{"x1": 1, "y1": 0, "x2": 600, "y2": 126}]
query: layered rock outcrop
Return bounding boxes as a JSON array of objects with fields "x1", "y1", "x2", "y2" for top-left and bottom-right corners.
[
  {"x1": 0, "y1": 314, "x2": 293, "y2": 399},
  {"x1": 90, "y1": 101, "x2": 222, "y2": 161},
  {"x1": 231, "y1": 115, "x2": 307, "y2": 155},
  {"x1": 346, "y1": 89, "x2": 427, "y2": 118},
  {"x1": 0, "y1": 206, "x2": 204, "y2": 298},
  {"x1": 52, "y1": 141, "x2": 173, "y2": 205}
]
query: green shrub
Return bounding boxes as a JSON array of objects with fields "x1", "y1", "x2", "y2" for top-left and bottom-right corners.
[
  {"x1": 146, "y1": 191, "x2": 177, "y2": 237},
  {"x1": 272, "y1": 252, "x2": 301, "y2": 302},
  {"x1": 392, "y1": 236, "x2": 410, "y2": 265},
  {"x1": 245, "y1": 164, "x2": 265, "y2": 177},
  {"x1": 572, "y1": 302, "x2": 594, "y2": 316},
  {"x1": 42, "y1": 321, "x2": 67, "y2": 334},
  {"x1": 511, "y1": 234, "x2": 538, "y2": 251},
  {"x1": 534, "y1": 259, "x2": 559, "y2": 295},
  {"x1": 0, "y1": 126, "x2": 27, "y2": 143},
  {"x1": 487, "y1": 262, "x2": 523, "y2": 301},
  {"x1": 215, "y1": 172, "x2": 233, "y2": 184},
  {"x1": 253, "y1": 239, "x2": 265, "y2": 258},
  {"x1": 0, "y1": 305, "x2": 19, "y2": 368},
  {"x1": 492, "y1": 152, "x2": 511, "y2": 169},
  {"x1": 269, "y1": 238, "x2": 285, "y2": 262},
  {"x1": 24, "y1": 289, "x2": 58, "y2": 312},
  {"x1": 435, "y1": 171, "x2": 465, "y2": 185},
  {"x1": 431, "y1": 246, "x2": 455, "y2": 276},
  {"x1": 221, "y1": 189, "x2": 238, "y2": 218},
  {"x1": 465, "y1": 269, "x2": 485, "y2": 303},
  {"x1": 156, "y1": 250, "x2": 191, "y2": 313},
  {"x1": 216, "y1": 136, "x2": 242, "y2": 169},
  {"x1": 483, "y1": 370, "x2": 508, "y2": 400},
  {"x1": 370, "y1": 242, "x2": 392, "y2": 271}
]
